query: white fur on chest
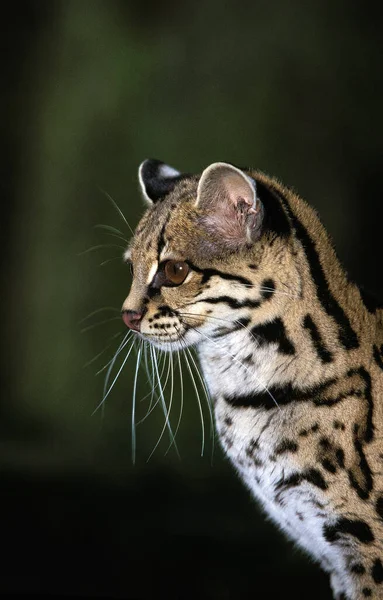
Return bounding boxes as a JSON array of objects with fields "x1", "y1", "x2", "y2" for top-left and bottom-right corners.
[
  {"x1": 214, "y1": 399, "x2": 338, "y2": 569},
  {"x1": 198, "y1": 329, "x2": 280, "y2": 400},
  {"x1": 197, "y1": 333, "x2": 338, "y2": 570}
]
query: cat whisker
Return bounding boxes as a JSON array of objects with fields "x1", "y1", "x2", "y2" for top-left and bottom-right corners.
[
  {"x1": 94, "y1": 224, "x2": 129, "y2": 244},
  {"x1": 97, "y1": 331, "x2": 132, "y2": 378},
  {"x1": 185, "y1": 324, "x2": 280, "y2": 411},
  {"x1": 259, "y1": 287, "x2": 300, "y2": 299},
  {"x1": 94, "y1": 223, "x2": 126, "y2": 237},
  {"x1": 99, "y1": 256, "x2": 125, "y2": 267},
  {"x1": 185, "y1": 346, "x2": 215, "y2": 460},
  {"x1": 182, "y1": 346, "x2": 205, "y2": 457},
  {"x1": 93, "y1": 334, "x2": 136, "y2": 414},
  {"x1": 205, "y1": 282, "x2": 300, "y2": 300},
  {"x1": 104, "y1": 232, "x2": 131, "y2": 244},
  {"x1": 165, "y1": 350, "x2": 184, "y2": 456},
  {"x1": 131, "y1": 341, "x2": 143, "y2": 464},
  {"x1": 98, "y1": 187, "x2": 134, "y2": 235},
  {"x1": 178, "y1": 311, "x2": 261, "y2": 345},
  {"x1": 137, "y1": 347, "x2": 169, "y2": 424},
  {"x1": 80, "y1": 306, "x2": 121, "y2": 323},
  {"x1": 80, "y1": 316, "x2": 122, "y2": 333},
  {"x1": 78, "y1": 243, "x2": 126, "y2": 256},
  {"x1": 175, "y1": 331, "x2": 213, "y2": 430},
  {"x1": 146, "y1": 344, "x2": 179, "y2": 461},
  {"x1": 83, "y1": 330, "x2": 125, "y2": 369},
  {"x1": 142, "y1": 343, "x2": 157, "y2": 404}
]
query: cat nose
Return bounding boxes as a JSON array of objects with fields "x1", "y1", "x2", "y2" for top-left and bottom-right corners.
[{"x1": 122, "y1": 310, "x2": 143, "y2": 332}]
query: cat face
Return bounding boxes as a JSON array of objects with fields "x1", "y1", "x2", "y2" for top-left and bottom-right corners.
[{"x1": 121, "y1": 160, "x2": 296, "y2": 350}]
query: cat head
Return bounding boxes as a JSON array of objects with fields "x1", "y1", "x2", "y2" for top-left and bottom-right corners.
[{"x1": 121, "y1": 160, "x2": 296, "y2": 350}]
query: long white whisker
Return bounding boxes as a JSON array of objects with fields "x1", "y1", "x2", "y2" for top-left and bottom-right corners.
[
  {"x1": 102, "y1": 331, "x2": 132, "y2": 391},
  {"x1": 143, "y1": 342, "x2": 152, "y2": 387},
  {"x1": 103, "y1": 232, "x2": 130, "y2": 244},
  {"x1": 131, "y1": 342, "x2": 143, "y2": 464},
  {"x1": 190, "y1": 326, "x2": 280, "y2": 411},
  {"x1": 167, "y1": 351, "x2": 176, "y2": 450},
  {"x1": 94, "y1": 223, "x2": 126, "y2": 237},
  {"x1": 99, "y1": 256, "x2": 125, "y2": 267},
  {"x1": 178, "y1": 311, "x2": 259, "y2": 343},
  {"x1": 147, "y1": 350, "x2": 179, "y2": 461},
  {"x1": 80, "y1": 306, "x2": 120, "y2": 323},
  {"x1": 165, "y1": 350, "x2": 184, "y2": 456},
  {"x1": 96, "y1": 331, "x2": 132, "y2": 376},
  {"x1": 80, "y1": 316, "x2": 122, "y2": 333},
  {"x1": 83, "y1": 331, "x2": 124, "y2": 369},
  {"x1": 185, "y1": 346, "x2": 215, "y2": 457},
  {"x1": 93, "y1": 336, "x2": 136, "y2": 414},
  {"x1": 78, "y1": 243, "x2": 126, "y2": 255},
  {"x1": 137, "y1": 346, "x2": 168, "y2": 424},
  {"x1": 182, "y1": 347, "x2": 205, "y2": 457},
  {"x1": 98, "y1": 187, "x2": 134, "y2": 235}
]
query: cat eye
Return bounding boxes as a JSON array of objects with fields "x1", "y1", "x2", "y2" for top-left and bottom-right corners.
[{"x1": 163, "y1": 260, "x2": 189, "y2": 286}]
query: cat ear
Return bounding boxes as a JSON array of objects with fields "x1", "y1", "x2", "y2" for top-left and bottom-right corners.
[
  {"x1": 195, "y1": 162, "x2": 264, "y2": 246},
  {"x1": 138, "y1": 159, "x2": 182, "y2": 205}
]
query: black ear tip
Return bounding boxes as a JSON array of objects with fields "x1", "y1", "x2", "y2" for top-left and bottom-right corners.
[
  {"x1": 138, "y1": 159, "x2": 182, "y2": 203},
  {"x1": 139, "y1": 159, "x2": 164, "y2": 180}
]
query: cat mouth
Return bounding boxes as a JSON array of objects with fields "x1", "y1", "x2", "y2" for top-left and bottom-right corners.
[
  {"x1": 139, "y1": 322, "x2": 198, "y2": 350},
  {"x1": 145, "y1": 332, "x2": 182, "y2": 343},
  {"x1": 140, "y1": 325, "x2": 186, "y2": 345},
  {"x1": 140, "y1": 332, "x2": 187, "y2": 351}
]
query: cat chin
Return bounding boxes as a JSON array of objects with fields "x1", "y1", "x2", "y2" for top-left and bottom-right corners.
[
  {"x1": 145, "y1": 339, "x2": 192, "y2": 352},
  {"x1": 141, "y1": 330, "x2": 200, "y2": 352},
  {"x1": 138, "y1": 334, "x2": 190, "y2": 352}
]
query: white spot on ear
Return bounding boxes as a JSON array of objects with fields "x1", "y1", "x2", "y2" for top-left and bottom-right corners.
[
  {"x1": 146, "y1": 261, "x2": 159, "y2": 285},
  {"x1": 158, "y1": 164, "x2": 181, "y2": 178},
  {"x1": 138, "y1": 160, "x2": 181, "y2": 205}
]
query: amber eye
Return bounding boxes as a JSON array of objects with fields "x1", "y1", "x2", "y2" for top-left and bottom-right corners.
[{"x1": 164, "y1": 260, "x2": 189, "y2": 286}]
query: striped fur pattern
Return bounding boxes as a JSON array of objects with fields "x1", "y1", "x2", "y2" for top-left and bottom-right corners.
[{"x1": 122, "y1": 160, "x2": 383, "y2": 599}]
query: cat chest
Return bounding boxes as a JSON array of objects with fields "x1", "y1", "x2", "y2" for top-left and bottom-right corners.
[
  {"x1": 197, "y1": 333, "x2": 280, "y2": 402},
  {"x1": 214, "y1": 400, "x2": 331, "y2": 557}
]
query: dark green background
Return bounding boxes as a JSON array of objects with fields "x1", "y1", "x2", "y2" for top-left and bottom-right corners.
[{"x1": 2, "y1": 2, "x2": 383, "y2": 598}]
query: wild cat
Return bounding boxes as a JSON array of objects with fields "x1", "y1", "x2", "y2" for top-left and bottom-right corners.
[{"x1": 118, "y1": 159, "x2": 383, "y2": 599}]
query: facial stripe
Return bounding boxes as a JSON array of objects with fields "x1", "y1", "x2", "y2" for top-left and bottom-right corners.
[
  {"x1": 186, "y1": 261, "x2": 252, "y2": 286},
  {"x1": 197, "y1": 296, "x2": 261, "y2": 309}
]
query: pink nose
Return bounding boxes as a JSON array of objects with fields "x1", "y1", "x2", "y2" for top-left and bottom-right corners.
[{"x1": 122, "y1": 310, "x2": 143, "y2": 332}]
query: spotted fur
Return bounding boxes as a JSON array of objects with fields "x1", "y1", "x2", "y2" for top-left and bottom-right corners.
[{"x1": 122, "y1": 160, "x2": 383, "y2": 599}]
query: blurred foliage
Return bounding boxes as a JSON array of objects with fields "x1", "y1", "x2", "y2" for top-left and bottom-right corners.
[{"x1": 2, "y1": 0, "x2": 383, "y2": 597}]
